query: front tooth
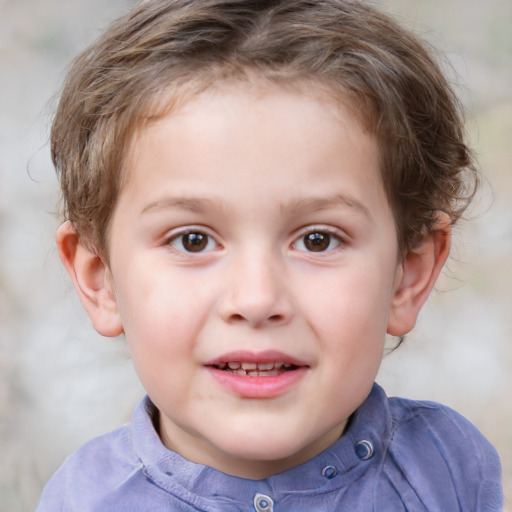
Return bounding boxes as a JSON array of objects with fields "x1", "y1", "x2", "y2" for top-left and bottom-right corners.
[
  {"x1": 283, "y1": 363, "x2": 292, "y2": 368},
  {"x1": 241, "y1": 362, "x2": 257, "y2": 370},
  {"x1": 274, "y1": 362, "x2": 283, "y2": 369},
  {"x1": 228, "y1": 362, "x2": 241, "y2": 370},
  {"x1": 257, "y1": 362, "x2": 274, "y2": 371}
]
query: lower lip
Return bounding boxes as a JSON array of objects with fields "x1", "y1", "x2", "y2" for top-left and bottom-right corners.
[{"x1": 207, "y1": 367, "x2": 308, "y2": 399}]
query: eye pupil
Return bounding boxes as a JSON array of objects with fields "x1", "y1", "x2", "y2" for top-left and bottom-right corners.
[
  {"x1": 304, "y1": 232, "x2": 330, "y2": 252},
  {"x1": 183, "y1": 232, "x2": 208, "y2": 252}
]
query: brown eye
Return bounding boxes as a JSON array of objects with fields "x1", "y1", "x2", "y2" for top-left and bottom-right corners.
[
  {"x1": 183, "y1": 232, "x2": 207, "y2": 252},
  {"x1": 303, "y1": 232, "x2": 331, "y2": 252},
  {"x1": 293, "y1": 230, "x2": 342, "y2": 253},
  {"x1": 170, "y1": 231, "x2": 216, "y2": 253}
]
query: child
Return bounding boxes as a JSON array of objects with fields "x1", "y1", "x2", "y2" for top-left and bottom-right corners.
[{"x1": 37, "y1": 0, "x2": 503, "y2": 510}]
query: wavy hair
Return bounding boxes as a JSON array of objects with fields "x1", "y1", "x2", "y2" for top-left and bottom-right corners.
[{"x1": 51, "y1": 0, "x2": 478, "y2": 259}]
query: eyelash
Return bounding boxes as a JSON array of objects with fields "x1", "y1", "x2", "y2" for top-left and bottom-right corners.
[
  {"x1": 164, "y1": 226, "x2": 346, "y2": 255},
  {"x1": 166, "y1": 228, "x2": 219, "y2": 254},
  {"x1": 291, "y1": 226, "x2": 344, "y2": 254}
]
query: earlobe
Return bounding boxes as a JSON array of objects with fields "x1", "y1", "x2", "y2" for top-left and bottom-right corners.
[
  {"x1": 387, "y1": 213, "x2": 451, "y2": 336},
  {"x1": 56, "y1": 221, "x2": 124, "y2": 337}
]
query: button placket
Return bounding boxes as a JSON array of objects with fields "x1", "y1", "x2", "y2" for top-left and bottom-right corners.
[
  {"x1": 355, "y1": 439, "x2": 374, "y2": 460},
  {"x1": 321, "y1": 465, "x2": 338, "y2": 479},
  {"x1": 254, "y1": 493, "x2": 274, "y2": 512}
]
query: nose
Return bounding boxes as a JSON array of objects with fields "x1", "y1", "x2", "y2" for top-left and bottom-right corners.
[{"x1": 218, "y1": 252, "x2": 294, "y2": 328}]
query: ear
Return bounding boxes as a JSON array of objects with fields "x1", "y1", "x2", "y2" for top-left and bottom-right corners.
[
  {"x1": 387, "y1": 213, "x2": 451, "y2": 336},
  {"x1": 56, "y1": 220, "x2": 124, "y2": 337}
]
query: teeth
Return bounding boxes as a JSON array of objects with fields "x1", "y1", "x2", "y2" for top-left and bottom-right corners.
[{"x1": 216, "y1": 361, "x2": 296, "y2": 374}]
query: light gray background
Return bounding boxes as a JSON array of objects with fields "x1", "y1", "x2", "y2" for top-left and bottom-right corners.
[{"x1": 1, "y1": 0, "x2": 511, "y2": 510}]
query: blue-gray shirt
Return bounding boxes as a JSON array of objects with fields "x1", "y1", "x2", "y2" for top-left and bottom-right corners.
[{"x1": 36, "y1": 383, "x2": 502, "y2": 511}]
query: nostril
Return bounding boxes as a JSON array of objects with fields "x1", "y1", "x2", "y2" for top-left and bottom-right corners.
[{"x1": 228, "y1": 313, "x2": 285, "y2": 324}]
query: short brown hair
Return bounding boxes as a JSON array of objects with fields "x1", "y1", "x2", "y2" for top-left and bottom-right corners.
[{"x1": 51, "y1": 0, "x2": 478, "y2": 259}]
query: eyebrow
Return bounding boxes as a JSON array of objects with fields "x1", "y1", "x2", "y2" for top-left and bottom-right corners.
[
  {"x1": 285, "y1": 194, "x2": 371, "y2": 218},
  {"x1": 141, "y1": 197, "x2": 220, "y2": 215},
  {"x1": 141, "y1": 193, "x2": 371, "y2": 218}
]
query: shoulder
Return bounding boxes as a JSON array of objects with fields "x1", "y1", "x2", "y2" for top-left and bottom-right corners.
[
  {"x1": 65, "y1": 422, "x2": 140, "y2": 475},
  {"x1": 386, "y1": 395, "x2": 503, "y2": 510},
  {"x1": 36, "y1": 424, "x2": 143, "y2": 511},
  {"x1": 388, "y1": 396, "x2": 500, "y2": 466}
]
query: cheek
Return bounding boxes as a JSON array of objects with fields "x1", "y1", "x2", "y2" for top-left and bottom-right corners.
[
  {"x1": 117, "y1": 279, "x2": 201, "y2": 400},
  {"x1": 122, "y1": 293, "x2": 191, "y2": 349},
  {"x1": 115, "y1": 266, "x2": 217, "y2": 367},
  {"x1": 299, "y1": 267, "x2": 393, "y2": 336}
]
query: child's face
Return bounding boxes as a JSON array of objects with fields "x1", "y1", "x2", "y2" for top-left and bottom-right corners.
[{"x1": 103, "y1": 86, "x2": 405, "y2": 478}]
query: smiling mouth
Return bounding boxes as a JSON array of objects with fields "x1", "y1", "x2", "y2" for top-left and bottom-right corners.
[{"x1": 211, "y1": 361, "x2": 299, "y2": 377}]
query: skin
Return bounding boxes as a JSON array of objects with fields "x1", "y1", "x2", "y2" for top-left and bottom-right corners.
[{"x1": 58, "y1": 85, "x2": 450, "y2": 479}]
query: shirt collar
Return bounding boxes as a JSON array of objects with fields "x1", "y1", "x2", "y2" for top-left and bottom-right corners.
[{"x1": 130, "y1": 383, "x2": 392, "y2": 509}]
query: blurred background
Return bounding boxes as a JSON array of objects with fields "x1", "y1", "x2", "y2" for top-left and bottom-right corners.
[{"x1": 0, "y1": 0, "x2": 511, "y2": 510}]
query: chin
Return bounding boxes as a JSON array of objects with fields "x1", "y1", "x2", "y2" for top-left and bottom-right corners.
[{"x1": 214, "y1": 430, "x2": 315, "y2": 469}]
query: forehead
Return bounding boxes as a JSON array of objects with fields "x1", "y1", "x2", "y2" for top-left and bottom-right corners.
[
  {"x1": 126, "y1": 77, "x2": 376, "y2": 175},
  {"x1": 121, "y1": 84, "x2": 387, "y2": 219},
  {"x1": 130, "y1": 81, "x2": 369, "y2": 159},
  {"x1": 138, "y1": 72, "x2": 370, "y2": 132}
]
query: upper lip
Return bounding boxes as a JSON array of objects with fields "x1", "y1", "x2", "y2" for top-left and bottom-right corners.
[{"x1": 204, "y1": 350, "x2": 309, "y2": 367}]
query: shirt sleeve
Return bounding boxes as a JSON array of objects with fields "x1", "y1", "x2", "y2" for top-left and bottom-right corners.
[
  {"x1": 35, "y1": 463, "x2": 68, "y2": 512},
  {"x1": 388, "y1": 398, "x2": 503, "y2": 511}
]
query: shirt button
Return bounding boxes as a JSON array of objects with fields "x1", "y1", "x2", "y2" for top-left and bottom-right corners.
[
  {"x1": 355, "y1": 439, "x2": 374, "y2": 460},
  {"x1": 254, "y1": 493, "x2": 274, "y2": 512},
  {"x1": 321, "y1": 465, "x2": 338, "y2": 479}
]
